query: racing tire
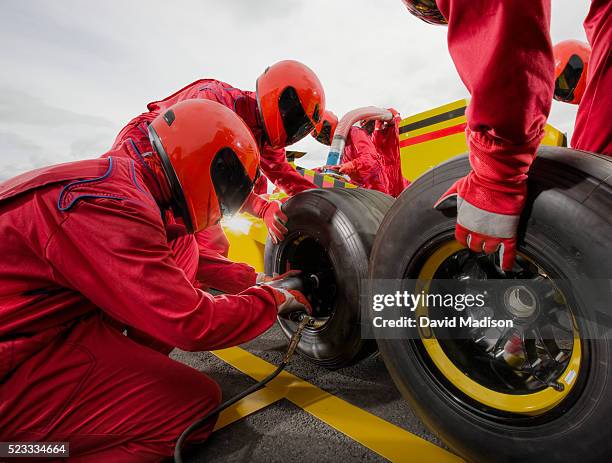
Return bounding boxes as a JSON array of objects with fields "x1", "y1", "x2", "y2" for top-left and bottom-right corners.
[
  {"x1": 369, "y1": 147, "x2": 612, "y2": 462},
  {"x1": 265, "y1": 188, "x2": 393, "y2": 369}
]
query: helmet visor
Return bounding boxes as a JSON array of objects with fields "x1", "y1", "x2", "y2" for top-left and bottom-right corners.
[
  {"x1": 555, "y1": 54, "x2": 584, "y2": 102},
  {"x1": 278, "y1": 86, "x2": 316, "y2": 146},
  {"x1": 211, "y1": 148, "x2": 257, "y2": 217}
]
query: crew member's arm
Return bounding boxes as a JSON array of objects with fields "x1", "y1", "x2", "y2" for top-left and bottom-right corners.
[
  {"x1": 435, "y1": 0, "x2": 554, "y2": 270},
  {"x1": 196, "y1": 248, "x2": 259, "y2": 294},
  {"x1": 240, "y1": 192, "x2": 288, "y2": 244},
  {"x1": 259, "y1": 145, "x2": 318, "y2": 196},
  {"x1": 45, "y1": 197, "x2": 280, "y2": 352}
]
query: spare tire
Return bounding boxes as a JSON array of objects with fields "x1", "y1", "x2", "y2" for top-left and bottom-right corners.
[
  {"x1": 265, "y1": 188, "x2": 393, "y2": 369},
  {"x1": 369, "y1": 147, "x2": 612, "y2": 462}
]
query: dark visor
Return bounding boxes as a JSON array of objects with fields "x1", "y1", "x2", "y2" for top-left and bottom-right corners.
[
  {"x1": 278, "y1": 86, "x2": 315, "y2": 146},
  {"x1": 555, "y1": 54, "x2": 584, "y2": 102},
  {"x1": 211, "y1": 148, "x2": 257, "y2": 217}
]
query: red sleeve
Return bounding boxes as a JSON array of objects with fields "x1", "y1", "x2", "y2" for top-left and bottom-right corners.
[
  {"x1": 372, "y1": 116, "x2": 408, "y2": 196},
  {"x1": 45, "y1": 197, "x2": 276, "y2": 352},
  {"x1": 196, "y1": 248, "x2": 258, "y2": 295},
  {"x1": 193, "y1": 223, "x2": 258, "y2": 293},
  {"x1": 346, "y1": 129, "x2": 380, "y2": 172},
  {"x1": 345, "y1": 128, "x2": 387, "y2": 190},
  {"x1": 438, "y1": 0, "x2": 554, "y2": 145},
  {"x1": 436, "y1": 0, "x2": 554, "y2": 183},
  {"x1": 259, "y1": 145, "x2": 317, "y2": 196}
]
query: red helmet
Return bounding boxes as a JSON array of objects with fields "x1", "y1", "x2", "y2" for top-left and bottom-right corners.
[
  {"x1": 553, "y1": 40, "x2": 591, "y2": 104},
  {"x1": 312, "y1": 110, "x2": 338, "y2": 146},
  {"x1": 401, "y1": 0, "x2": 447, "y2": 25},
  {"x1": 256, "y1": 60, "x2": 325, "y2": 148},
  {"x1": 148, "y1": 99, "x2": 260, "y2": 233}
]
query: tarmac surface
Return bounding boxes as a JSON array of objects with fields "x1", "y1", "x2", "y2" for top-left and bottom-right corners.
[{"x1": 171, "y1": 323, "x2": 459, "y2": 463}]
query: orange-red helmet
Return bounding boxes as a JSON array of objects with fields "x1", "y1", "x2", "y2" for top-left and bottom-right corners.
[
  {"x1": 553, "y1": 40, "x2": 591, "y2": 104},
  {"x1": 312, "y1": 110, "x2": 338, "y2": 146},
  {"x1": 401, "y1": 0, "x2": 447, "y2": 25},
  {"x1": 256, "y1": 60, "x2": 325, "y2": 148},
  {"x1": 148, "y1": 99, "x2": 260, "y2": 233}
]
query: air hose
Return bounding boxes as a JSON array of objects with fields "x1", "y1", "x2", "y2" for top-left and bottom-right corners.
[
  {"x1": 325, "y1": 106, "x2": 394, "y2": 167},
  {"x1": 173, "y1": 313, "x2": 318, "y2": 463}
]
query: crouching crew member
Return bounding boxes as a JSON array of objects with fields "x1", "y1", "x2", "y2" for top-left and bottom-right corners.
[
  {"x1": 0, "y1": 100, "x2": 311, "y2": 462},
  {"x1": 111, "y1": 60, "x2": 326, "y2": 281}
]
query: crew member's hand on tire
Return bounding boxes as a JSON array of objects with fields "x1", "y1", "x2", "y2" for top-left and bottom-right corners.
[
  {"x1": 433, "y1": 130, "x2": 539, "y2": 272},
  {"x1": 435, "y1": 171, "x2": 526, "y2": 272},
  {"x1": 241, "y1": 192, "x2": 288, "y2": 244},
  {"x1": 261, "y1": 200, "x2": 288, "y2": 244}
]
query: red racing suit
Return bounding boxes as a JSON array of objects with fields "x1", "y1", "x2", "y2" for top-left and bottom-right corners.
[
  {"x1": 339, "y1": 127, "x2": 389, "y2": 193},
  {"x1": 436, "y1": 0, "x2": 554, "y2": 203},
  {"x1": 103, "y1": 137, "x2": 258, "y2": 295},
  {"x1": 372, "y1": 113, "x2": 409, "y2": 197},
  {"x1": 432, "y1": 0, "x2": 555, "y2": 270},
  {"x1": 0, "y1": 146, "x2": 279, "y2": 460},
  {"x1": 111, "y1": 80, "x2": 317, "y2": 291},
  {"x1": 572, "y1": 0, "x2": 612, "y2": 155},
  {"x1": 435, "y1": 1, "x2": 610, "y2": 158},
  {"x1": 433, "y1": 0, "x2": 610, "y2": 270},
  {"x1": 113, "y1": 79, "x2": 316, "y2": 195}
]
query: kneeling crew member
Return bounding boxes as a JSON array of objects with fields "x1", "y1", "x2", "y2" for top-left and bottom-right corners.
[{"x1": 0, "y1": 100, "x2": 311, "y2": 462}]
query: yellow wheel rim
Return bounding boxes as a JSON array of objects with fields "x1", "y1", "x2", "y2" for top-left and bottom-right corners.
[{"x1": 416, "y1": 241, "x2": 581, "y2": 415}]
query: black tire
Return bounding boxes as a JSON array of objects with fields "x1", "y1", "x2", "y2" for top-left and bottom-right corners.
[
  {"x1": 265, "y1": 188, "x2": 393, "y2": 369},
  {"x1": 369, "y1": 146, "x2": 612, "y2": 462}
]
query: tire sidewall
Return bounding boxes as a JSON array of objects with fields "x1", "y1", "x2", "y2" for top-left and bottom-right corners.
[{"x1": 265, "y1": 191, "x2": 376, "y2": 368}]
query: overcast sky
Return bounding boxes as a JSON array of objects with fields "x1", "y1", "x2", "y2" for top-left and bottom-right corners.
[{"x1": 0, "y1": 0, "x2": 590, "y2": 180}]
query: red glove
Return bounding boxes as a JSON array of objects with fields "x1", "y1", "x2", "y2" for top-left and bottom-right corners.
[
  {"x1": 434, "y1": 130, "x2": 539, "y2": 271},
  {"x1": 241, "y1": 192, "x2": 288, "y2": 244},
  {"x1": 259, "y1": 271, "x2": 313, "y2": 319},
  {"x1": 268, "y1": 287, "x2": 313, "y2": 319},
  {"x1": 338, "y1": 161, "x2": 357, "y2": 176}
]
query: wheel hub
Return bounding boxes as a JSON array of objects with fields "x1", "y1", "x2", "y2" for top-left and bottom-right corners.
[
  {"x1": 503, "y1": 285, "x2": 539, "y2": 320},
  {"x1": 278, "y1": 232, "x2": 337, "y2": 326}
]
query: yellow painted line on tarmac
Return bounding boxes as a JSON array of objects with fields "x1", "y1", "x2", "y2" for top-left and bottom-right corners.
[
  {"x1": 213, "y1": 387, "x2": 285, "y2": 431},
  {"x1": 212, "y1": 347, "x2": 463, "y2": 463}
]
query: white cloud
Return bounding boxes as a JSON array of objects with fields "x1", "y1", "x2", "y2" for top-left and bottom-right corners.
[{"x1": 0, "y1": 0, "x2": 591, "y2": 177}]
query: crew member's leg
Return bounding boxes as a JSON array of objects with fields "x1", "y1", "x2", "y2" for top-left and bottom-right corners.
[{"x1": 0, "y1": 313, "x2": 221, "y2": 462}]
